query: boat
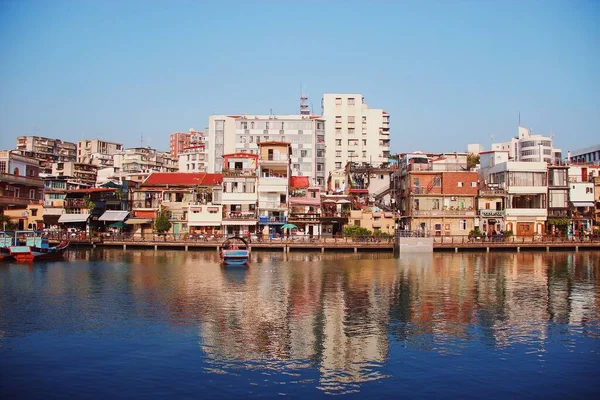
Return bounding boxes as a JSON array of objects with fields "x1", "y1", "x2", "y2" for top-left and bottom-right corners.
[
  {"x1": 0, "y1": 231, "x2": 15, "y2": 261},
  {"x1": 220, "y1": 236, "x2": 250, "y2": 266},
  {"x1": 8, "y1": 230, "x2": 69, "y2": 262}
]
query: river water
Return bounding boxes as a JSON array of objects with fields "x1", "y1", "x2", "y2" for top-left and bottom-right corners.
[{"x1": 1, "y1": 249, "x2": 599, "y2": 399}]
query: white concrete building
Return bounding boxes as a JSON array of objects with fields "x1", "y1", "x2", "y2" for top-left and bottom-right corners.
[
  {"x1": 77, "y1": 139, "x2": 123, "y2": 165},
  {"x1": 221, "y1": 153, "x2": 259, "y2": 236},
  {"x1": 491, "y1": 126, "x2": 561, "y2": 163},
  {"x1": 257, "y1": 142, "x2": 290, "y2": 238},
  {"x1": 178, "y1": 144, "x2": 209, "y2": 173},
  {"x1": 112, "y1": 147, "x2": 178, "y2": 184},
  {"x1": 321, "y1": 94, "x2": 390, "y2": 174},
  {"x1": 206, "y1": 114, "x2": 326, "y2": 187},
  {"x1": 479, "y1": 150, "x2": 548, "y2": 236}
]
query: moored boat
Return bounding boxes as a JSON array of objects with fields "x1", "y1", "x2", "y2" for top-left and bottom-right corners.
[
  {"x1": 8, "y1": 231, "x2": 69, "y2": 262},
  {"x1": 220, "y1": 236, "x2": 250, "y2": 266}
]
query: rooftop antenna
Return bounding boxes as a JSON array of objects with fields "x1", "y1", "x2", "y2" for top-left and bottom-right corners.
[
  {"x1": 300, "y1": 83, "x2": 309, "y2": 116},
  {"x1": 140, "y1": 132, "x2": 144, "y2": 148}
]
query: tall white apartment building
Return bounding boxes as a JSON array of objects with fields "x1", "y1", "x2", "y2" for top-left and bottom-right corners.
[
  {"x1": 491, "y1": 126, "x2": 561, "y2": 163},
  {"x1": 321, "y1": 94, "x2": 391, "y2": 174},
  {"x1": 206, "y1": 114, "x2": 326, "y2": 186}
]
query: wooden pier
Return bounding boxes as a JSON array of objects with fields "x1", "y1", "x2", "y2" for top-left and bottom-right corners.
[{"x1": 57, "y1": 235, "x2": 600, "y2": 253}]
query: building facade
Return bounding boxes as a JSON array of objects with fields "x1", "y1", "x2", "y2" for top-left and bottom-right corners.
[
  {"x1": 16, "y1": 136, "x2": 77, "y2": 174},
  {"x1": 0, "y1": 150, "x2": 44, "y2": 213},
  {"x1": 77, "y1": 139, "x2": 123, "y2": 165},
  {"x1": 206, "y1": 114, "x2": 326, "y2": 186},
  {"x1": 169, "y1": 129, "x2": 205, "y2": 159},
  {"x1": 321, "y1": 94, "x2": 390, "y2": 175}
]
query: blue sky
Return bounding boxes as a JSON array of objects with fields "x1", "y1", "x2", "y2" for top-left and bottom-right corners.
[{"x1": 0, "y1": 0, "x2": 598, "y2": 154}]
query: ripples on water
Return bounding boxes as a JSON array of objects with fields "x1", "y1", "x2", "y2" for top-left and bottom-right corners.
[{"x1": 0, "y1": 249, "x2": 599, "y2": 398}]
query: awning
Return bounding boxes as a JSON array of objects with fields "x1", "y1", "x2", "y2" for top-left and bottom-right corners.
[
  {"x1": 571, "y1": 201, "x2": 594, "y2": 208},
  {"x1": 372, "y1": 222, "x2": 382, "y2": 228},
  {"x1": 99, "y1": 210, "x2": 130, "y2": 221},
  {"x1": 290, "y1": 176, "x2": 310, "y2": 189},
  {"x1": 43, "y1": 215, "x2": 61, "y2": 225},
  {"x1": 188, "y1": 221, "x2": 222, "y2": 227},
  {"x1": 58, "y1": 213, "x2": 90, "y2": 223},
  {"x1": 384, "y1": 212, "x2": 394, "y2": 218},
  {"x1": 125, "y1": 218, "x2": 152, "y2": 225}
]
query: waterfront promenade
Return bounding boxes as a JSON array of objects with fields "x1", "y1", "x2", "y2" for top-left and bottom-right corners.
[{"x1": 50, "y1": 233, "x2": 600, "y2": 253}]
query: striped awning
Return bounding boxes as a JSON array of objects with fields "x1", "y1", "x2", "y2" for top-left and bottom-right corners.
[
  {"x1": 98, "y1": 210, "x2": 130, "y2": 221},
  {"x1": 58, "y1": 213, "x2": 90, "y2": 223}
]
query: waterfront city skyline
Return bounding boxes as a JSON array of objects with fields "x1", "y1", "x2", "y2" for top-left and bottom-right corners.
[{"x1": 0, "y1": 0, "x2": 598, "y2": 154}]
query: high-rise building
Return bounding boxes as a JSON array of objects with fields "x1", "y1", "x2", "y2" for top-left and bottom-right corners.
[
  {"x1": 206, "y1": 115, "x2": 326, "y2": 186},
  {"x1": 15, "y1": 136, "x2": 77, "y2": 174},
  {"x1": 77, "y1": 139, "x2": 123, "y2": 166},
  {"x1": 169, "y1": 129, "x2": 205, "y2": 159},
  {"x1": 321, "y1": 94, "x2": 391, "y2": 174}
]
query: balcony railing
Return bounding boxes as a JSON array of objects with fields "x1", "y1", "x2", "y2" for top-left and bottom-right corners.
[
  {"x1": 0, "y1": 173, "x2": 44, "y2": 188},
  {"x1": 479, "y1": 209, "x2": 505, "y2": 217},
  {"x1": 0, "y1": 195, "x2": 37, "y2": 206},
  {"x1": 223, "y1": 211, "x2": 257, "y2": 219},
  {"x1": 222, "y1": 169, "x2": 257, "y2": 177},
  {"x1": 412, "y1": 209, "x2": 476, "y2": 217},
  {"x1": 259, "y1": 215, "x2": 287, "y2": 223},
  {"x1": 288, "y1": 213, "x2": 321, "y2": 222},
  {"x1": 479, "y1": 189, "x2": 507, "y2": 197}
]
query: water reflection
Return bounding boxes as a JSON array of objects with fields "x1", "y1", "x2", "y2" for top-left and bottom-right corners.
[{"x1": 1, "y1": 250, "x2": 599, "y2": 396}]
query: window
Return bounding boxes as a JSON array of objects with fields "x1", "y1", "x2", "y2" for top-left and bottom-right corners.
[
  {"x1": 335, "y1": 162, "x2": 342, "y2": 169},
  {"x1": 335, "y1": 139, "x2": 342, "y2": 146},
  {"x1": 348, "y1": 98, "x2": 355, "y2": 105},
  {"x1": 29, "y1": 189, "x2": 36, "y2": 199},
  {"x1": 31, "y1": 209, "x2": 38, "y2": 216},
  {"x1": 432, "y1": 199, "x2": 440, "y2": 210},
  {"x1": 460, "y1": 220, "x2": 467, "y2": 230},
  {"x1": 413, "y1": 178, "x2": 420, "y2": 186},
  {"x1": 335, "y1": 98, "x2": 342, "y2": 105},
  {"x1": 336, "y1": 151, "x2": 342, "y2": 157},
  {"x1": 362, "y1": 139, "x2": 366, "y2": 146},
  {"x1": 354, "y1": 219, "x2": 360, "y2": 226},
  {"x1": 293, "y1": 163, "x2": 300, "y2": 170},
  {"x1": 362, "y1": 151, "x2": 367, "y2": 158},
  {"x1": 336, "y1": 128, "x2": 342, "y2": 134},
  {"x1": 348, "y1": 116, "x2": 355, "y2": 123},
  {"x1": 433, "y1": 176, "x2": 441, "y2": 187},
  {"x1": 335, "y1": 116, "x2": 342, "y2": 123},
  {"x1": 457, "y1": 182, "x2": 464, "y2": 187},
  {"x1": 414, "y1": 199, "x2": 419, "y2": 210},
  {"x1": 471, "y1": 182, "x2": 477, "y2": 187},
  {"x1": 208, "y1": 207, "x2": 219, "y2": 214},
  {"x1": 348, "y1": 128, "x2": 355, "y2": 135}
]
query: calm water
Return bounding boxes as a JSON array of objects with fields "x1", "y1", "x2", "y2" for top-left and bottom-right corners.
[{"x1": 1, "y1": 249, "x2": 599, "y2": 399}]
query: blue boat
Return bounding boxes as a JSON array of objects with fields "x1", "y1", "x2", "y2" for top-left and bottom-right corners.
[{"x1": 220, "y1": 236, "x2": 250, "y2": 266}]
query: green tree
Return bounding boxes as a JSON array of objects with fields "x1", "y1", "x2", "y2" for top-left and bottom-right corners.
[
  {"x1": 467, "y1": 153, "x2": 480, "y2": 169},
  {"x1": 154, "y1": 209, "x2": 172, "y2": 235},
  {"x1": 0, "y1": 214, "x2": 17, "y2": 230},
  {"x1": 343, "y1": 225, "x2": 372, "y2": 237}
]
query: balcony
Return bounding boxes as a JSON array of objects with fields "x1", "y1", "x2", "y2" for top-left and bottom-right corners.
[
  {"x1": 223, "y1": 211, "x2": 257, "y2": 220},
  {"x1": 505, "y1": 208, "x2": 547, "y2": 218},
  {"x1": 259, "y1": 201, "x2": 287, "y2": 210},
  {"x1": 0, "y1": 195, "x2": 36, "y2": 207},
  {"x1": 288, "y1": 213, "x2": 321, "y2": 222},
  {"x1": 0, "y1": 173, "x2": 44, "y2": 188},
  {"x1": 479, "y1": 189, "x2": 507, "y2": 197},
  {"x1": 222, "y1": 169, "x2": 257, "y2": 177},
  {"x1": 412, "y1": 209, "x2": 476, "y2": 217}
]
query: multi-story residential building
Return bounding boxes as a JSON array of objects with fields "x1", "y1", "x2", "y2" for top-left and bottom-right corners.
[
  {"x1": 221, "y1": 153, "x2": 259, "y2": 236},
  {"x1": 113, "y1": 147, "x2": 178, "y2": 184},
  {"x1": 321, "y1": 94, "x2": 390, "y2": 175},
  {"x1": 178, "y1": 144, "x2": 209, "y2": 173},
  {"x1": 394, "y1": 152, "x2": 478, "y2": 236},
  {"x1": 568, "y1": 144, "x2": 600, "y2": 165},
  {"x1": 77, "y1": 139, "x2": 123, "y2": 165},
  {"x1": 130, "y1": 172, "x2": 222, "y2": 237},
  {"x1": 0, "y1": 150, "x2": 44, "y2": 213},
  {"x1": 479, "y1": 150, "x2": 548, "y2": 236},
  {"x1": 206, "y1": 114, "x2": 326, "y2": 186},
  {"x1": 288, "y1": 176, "x2": 322, "y2": 237},
  {"x1": 546, "y1": 164, "x2": 570, "y2": 234},
  {"x1": 490, "y1": 126, "x2": 561, "y2": 163},
  {"x1": 257, "y1": 142, "x2": 290, "y2": 238},
  {"x1": 52, "y1": 161, "x2": 98, "y2": 187},
  {"x1": 568, "y1": 165, "x2": 595, "y2": 236},
  {"x1": 58, "y1": 188, "x2": 120, "y2": 233},
  {"x1": 345, "y1": 162, "x2": 393, "y2": 210},
  {"x1": 169, "y1": 129, "x2": 205, "y2": 159},
  {"x1": 15, "y1": 136, "x2": 76, "y2": 174}
]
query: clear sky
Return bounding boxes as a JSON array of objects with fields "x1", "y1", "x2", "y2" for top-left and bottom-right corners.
[{"x1": 0, "y1": 0, "x2": 598, "y2": 155}]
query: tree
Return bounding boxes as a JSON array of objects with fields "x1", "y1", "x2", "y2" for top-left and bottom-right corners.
[
  {"x1": 343, "y1": 225, "x2": 372, "y2": 237},
  {"x1": 154, "y1": 209, "x2": 172, "y2": 235},
  {"x1": 467, "y1": 153, "x2": 480, "y2": 169},
  {"x1": 0, "y1": 214, "x2": 17, "y2": 230}
]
